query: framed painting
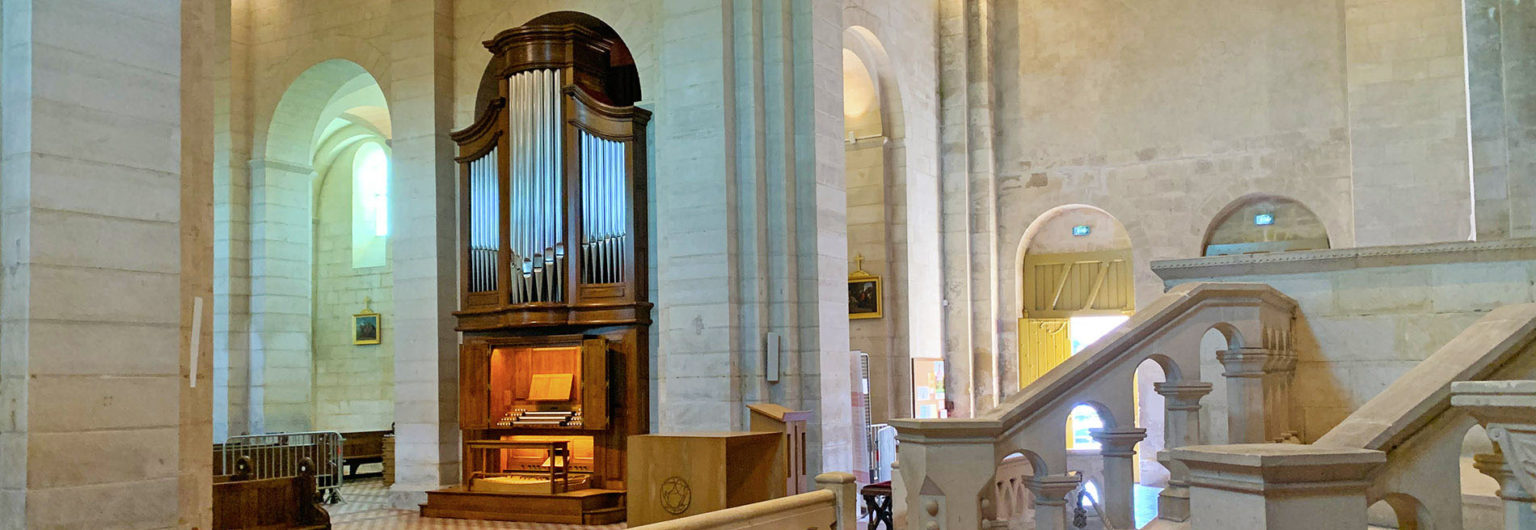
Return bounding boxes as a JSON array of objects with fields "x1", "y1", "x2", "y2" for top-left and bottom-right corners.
[
  {"x1": 848, "y1": 273, "x2": 882, "y2": 320},
  {"x1": 354, "y1": 310, "x2": 382, "y2": 345}
]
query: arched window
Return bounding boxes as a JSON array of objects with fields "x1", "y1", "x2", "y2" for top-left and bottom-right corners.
[{"x1": 352, "y1": 142, "x2": 389, "y2": 268}]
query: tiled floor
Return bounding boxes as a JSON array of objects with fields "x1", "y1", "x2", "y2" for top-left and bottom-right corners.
[{"x1": 328, "y1": 475, "x2": 625, "y2": 530}]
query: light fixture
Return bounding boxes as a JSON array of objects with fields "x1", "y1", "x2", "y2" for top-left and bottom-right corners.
[
  {"x1": 1072, "y1": 225, "x2": 1091, "y2": 237},
  {"x1": 1254, "y1": 213, "x2": 1275, "y2": 226}
]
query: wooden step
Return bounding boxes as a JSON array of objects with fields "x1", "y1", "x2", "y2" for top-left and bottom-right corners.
[{"x1": 421, "y1": 487, "x2": 626, "y2": 525}]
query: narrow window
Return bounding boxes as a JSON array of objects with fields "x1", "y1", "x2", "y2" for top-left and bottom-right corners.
[{"x1": 352, "y1": 142, "x2": 389, "y2": 268}]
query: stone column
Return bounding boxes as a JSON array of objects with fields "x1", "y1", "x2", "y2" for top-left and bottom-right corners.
[
  {"x1": 1473, "y1": 450, "x2": 1536, "y2": 529},
  {"x1": 1453, "y1": 380, "x2": 1536, "y2": 530},
  {"x1": 388, "y1": 0, "x2": 459, "y2": 508},
  {"x1": 0, "y1": 1, "x2": 208, "y2": 526},
  {"x1": 1154, "y1": 381, "x2": 1212, "y2": 521},
  {"x1": 1025, "y1": 474, "x2": 1082, "y2": 530},
  {"x1": 1217, "y1": 347, "x2": 1296, "y2": 443},
  {"x1": 1090, "y1": 428, "x2": 1147, "y2": 529},
  {"x1": 1172, "y1": 444, "x2": 1384, "y2": 530}
]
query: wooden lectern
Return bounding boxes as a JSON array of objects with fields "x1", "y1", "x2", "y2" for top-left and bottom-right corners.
[{"x1": 748, "y1": 403, "x2": 812, "y2": 495}]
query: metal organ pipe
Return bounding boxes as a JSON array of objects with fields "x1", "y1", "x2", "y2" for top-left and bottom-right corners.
[
  {"x1": 580, "y1": 132, "x2": 628, "y2": 284},
  {"x1": 468, "y1": 148, "x2": 499, "y2": 293},
  {"x1": 503, "y1": 69, "x2": 565, "y2": 304}
]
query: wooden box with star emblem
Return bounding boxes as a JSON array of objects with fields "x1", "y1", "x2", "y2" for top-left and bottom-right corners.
[{"x1": 625, "y1": 432, "x2": 785, "y2": 525}]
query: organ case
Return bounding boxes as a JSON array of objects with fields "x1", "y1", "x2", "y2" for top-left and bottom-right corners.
[{"x1": 422, "y1": 16, "x2": 650, "y2": 525}]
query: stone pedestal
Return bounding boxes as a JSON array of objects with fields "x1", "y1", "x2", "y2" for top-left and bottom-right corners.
[
  {"x1": 1153, "y1": 382, "x2": 1211, "y2": 522},
  {"x1": 1217, "y1": 347, "x2": 1296, "y2": 443},
  {"x1": 1453, "y1": 380, "x2": 1536, "y2": 530},
  {"x1": 1025, "y1": 474, "x2": 1082, "y2": 530},
  {"x1": 1171, "y1": 444, "x2": 1384, "y2": 530},
  {"x1": 1090, "y1": 427, "x2": 1147, "y2": 529},
  {"x1": 1156, "y1": 451, "x2": 1192, "y2": 521}
]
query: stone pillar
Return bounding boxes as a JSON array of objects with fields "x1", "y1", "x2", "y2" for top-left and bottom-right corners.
[
  {"x1": 1453, "y1": 380, "x2": 1536, "y2": 529},
  {"x1": 1217, "y1": 347, "x2": 1296, "y2": 443},
  {"x1": 1025, "y1": 474, "x2": 1082, "y2": 530},
  {"x1": 1474, "y1": 450, "x2": 1536, "y2": 529},
  {"x1": 1172, "y1": 444, "x2": 1384, "y2": 530},
  {"x1": 1154, "y1": 381, "x2": 1212, "y2": 521},
  {"x1": 652, "y1": 0, "x2": 854, "y2": 476},
  {"x1": 388, "y1": 0, "x2": 459, "y2": 508},
  {"x1": 246, "y1": 158, "x2": 315, "y2": 434},
  {"x1": 1090, "y1": 427, "x2": 1147, "y2": 529},
  {"x1": 0, "y1": 1, "x2": 208, "y2": 526}
]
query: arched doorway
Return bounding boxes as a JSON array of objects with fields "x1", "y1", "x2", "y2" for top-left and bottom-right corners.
[
  {"x1": 1202, "y1": 194, "x2": 1329, "y2": 256},
  {"x1": 1017, "y1": 205, "x2": 1135, "y2": 389}
]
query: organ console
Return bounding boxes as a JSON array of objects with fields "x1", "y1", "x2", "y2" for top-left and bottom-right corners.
[{"x1": 420, "y1": 13, "x2": 649, "y2": 525}]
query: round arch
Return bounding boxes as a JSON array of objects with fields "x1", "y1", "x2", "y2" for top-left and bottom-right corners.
[
  {"x1": 253, "y1": 43, "x2": 389, "y2": 163},
  {"x1": 1200, "y1": 193, "x2": 1331, "y2": 257},
  {"x1": 260, "y1": 59, "x2": 386, "y2": 167}
]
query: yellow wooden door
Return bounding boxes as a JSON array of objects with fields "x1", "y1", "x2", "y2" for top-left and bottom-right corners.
[{"x1": 1019, "y1": 318, "x2": 1072, "y2": 388}]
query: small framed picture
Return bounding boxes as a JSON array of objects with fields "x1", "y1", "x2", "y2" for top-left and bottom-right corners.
[
  {"x1": 848, "y1": 274, "x2": 882, "y2": 320},
  {"x1": 354, "y1": 311, "x2": 382, "y2": 345}
]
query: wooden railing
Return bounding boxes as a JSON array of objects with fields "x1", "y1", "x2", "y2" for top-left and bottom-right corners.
[{"x1": 627, "y1": 473, "x2": 857, "y2": 530}]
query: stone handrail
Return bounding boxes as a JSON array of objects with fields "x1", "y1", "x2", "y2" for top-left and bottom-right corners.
[
  {"x1": 1310, "y1": 303, "x2": 1536, "y2": 529},
  {"x1": 628, "y1": 472, "x2": 857, "y2": 530},
  {"x1": 892, "y1": 282, "x2": 1297, "y2": 529}
]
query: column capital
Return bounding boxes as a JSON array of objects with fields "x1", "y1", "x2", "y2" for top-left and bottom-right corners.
[
  {"x1": 1452, "y1": 380, "x2": 1536, "y2": 502},
  {"x1": 1474, "y1": 451, "x2": 1536, "y2": 502},
  {"x1": 1217, "y1": 347, "x2": 1295, "y2": 377},
  {"x1": 1025, "y1": 474, "x2": 1082, "y2": 506},
  {"x1": 1155, "y1": 381, "x2": 1214, "y2": 410},
  {"x1": 1090, "y1": 428, "x2": 1147, "y2": 457}
]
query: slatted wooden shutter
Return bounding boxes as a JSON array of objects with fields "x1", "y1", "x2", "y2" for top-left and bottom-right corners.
[{"x1": 1021, "y1": 249, "x2": 1134, "y2": 319}]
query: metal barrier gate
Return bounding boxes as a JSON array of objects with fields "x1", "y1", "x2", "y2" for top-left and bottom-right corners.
[{"x1": 219, "y1": 431, "x2": 344, "y2": 502}]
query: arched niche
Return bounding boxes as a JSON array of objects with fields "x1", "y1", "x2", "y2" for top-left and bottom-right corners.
[{"x1": 1201, "y1": 194, "x2": 1330, "y2": 256}]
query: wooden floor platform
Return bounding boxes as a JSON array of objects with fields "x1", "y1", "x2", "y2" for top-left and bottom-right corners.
[{"x1": 420, "y1": 487, "x2": 625, "y2": 525}]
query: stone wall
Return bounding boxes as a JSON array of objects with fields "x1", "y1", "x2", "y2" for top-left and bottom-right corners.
[
  {"x1": 312, "y1": 143, "x2": 394, "y2": 433},
  {"x1": 1155, "y1": 240, "x2": 1536, "y2": 441},
  {"x1": 945, "y1": 0, "x2": 1478, "y2": 413},
  {"x1": 1467, "y1": 0, "x2": 1536, "y2": 240}
]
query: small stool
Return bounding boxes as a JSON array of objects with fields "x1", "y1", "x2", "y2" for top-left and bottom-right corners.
[{"x1": 861, "y1": 481, "x2": 893, "y2": 530}]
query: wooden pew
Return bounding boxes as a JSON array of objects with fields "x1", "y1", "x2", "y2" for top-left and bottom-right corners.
[
  {"x1": 340, "y1": 430, "x2": 391, "y2": 477},
  {"x1": 214, "y1": 456, "x2": 331, "y2": 530}
]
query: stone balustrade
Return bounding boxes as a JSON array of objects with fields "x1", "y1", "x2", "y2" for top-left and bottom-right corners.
[{"x1": 890, "y1": 282, "x2": 1297, "y2": 529}]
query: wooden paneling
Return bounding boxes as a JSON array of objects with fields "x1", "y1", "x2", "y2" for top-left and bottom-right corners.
[
  {"x1": 461, "y1": 342, "x2": 491, "y2": 431},
  {"x1": 1019, "y1": 318, "x2": 1072, "y2": 388},
  {"x1": 581, "y1": 338, "x2": 610, "y2": 430}
]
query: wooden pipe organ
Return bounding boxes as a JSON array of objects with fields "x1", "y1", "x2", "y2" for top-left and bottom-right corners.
[{"x1": 424, "y1": 14, "x2": 650, "y2": 525}]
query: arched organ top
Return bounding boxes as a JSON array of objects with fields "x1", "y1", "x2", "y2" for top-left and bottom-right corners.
[{"x1": 452, "y1": 21, "x2": 651, "y2": 331}]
